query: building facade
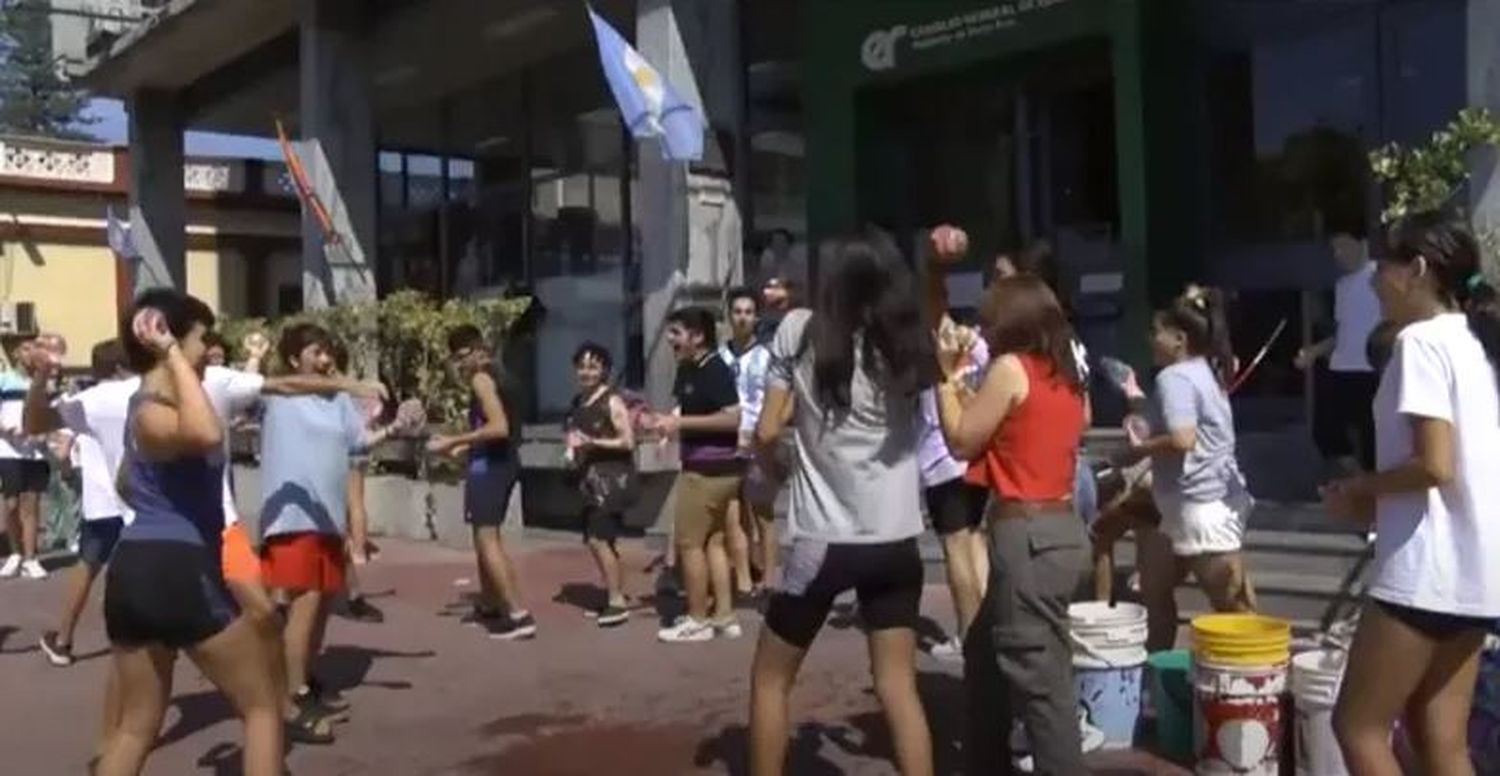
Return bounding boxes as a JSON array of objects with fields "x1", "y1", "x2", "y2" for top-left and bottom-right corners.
[
  {"x1": 0, "y1": 134, "x2": 300, "y2": 364},
  {"x1": 70, "y1": 0, "x2": 1500, "y2": 422}
]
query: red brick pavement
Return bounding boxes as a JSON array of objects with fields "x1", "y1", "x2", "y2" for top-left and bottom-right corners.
[{"x1": 0, "y1": 535, "x2": 1190, "y2": 774}]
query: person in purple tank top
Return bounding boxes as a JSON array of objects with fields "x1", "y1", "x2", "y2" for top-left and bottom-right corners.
[
  {"x1": 98, "y1": 289, "x2": 283, "y2": 776},
  {"x1": 428, "y1": 325, "x2": 535, "y2": 641}
]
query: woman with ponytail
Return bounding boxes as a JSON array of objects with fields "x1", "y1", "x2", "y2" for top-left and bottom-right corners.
[
  {"x1": 1117, "y1": 285, "x2": 1255, "y2": 646},
  {"x1": 1325, "y1": 212, "x2": 1500, "y2": 775}
]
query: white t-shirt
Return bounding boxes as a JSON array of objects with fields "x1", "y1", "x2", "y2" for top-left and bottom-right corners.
[
  {"x1": 1370, "y1": 313, "x2": 1500, "y2": 617},
  {"x1": 0, "y1": 371, "x2": 44, "y2": 460},
  {"x1": 1330, "y1": 262, "x2": 1380, "y2": 373},
  {"x1": 202, "y1": 367, "x2": 266, "y2": 526},
  {"x1": 54, "y1": 378, "x2": 136, "y2": 522}
]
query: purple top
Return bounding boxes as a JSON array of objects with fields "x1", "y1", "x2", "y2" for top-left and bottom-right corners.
[{"x1": 916, "y1": 336, "x2": 990, "y2": 488}]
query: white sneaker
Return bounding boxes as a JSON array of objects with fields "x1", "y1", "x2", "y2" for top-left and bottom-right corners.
[
  {"x1": 713, "y1": 618, "x2": 743, "y2": 639},
  {"x1": 0, "y1": 554, "x2": 20, "y2": 578},
  {"x1": 930, "y1": 636, "x2": 964, "y2": 661},
  {"x1": 657, "y1": 616, "x2": 715, "y2": 643},
  {"x1": 20, "y1": 559, "x2": 47, "y2": 579}
]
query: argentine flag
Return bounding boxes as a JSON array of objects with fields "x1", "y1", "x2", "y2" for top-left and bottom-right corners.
[
  {"x1": 105, "y1": 206, "x2": 139, "y2": 261},
  {"x1": 587, "y1": 7, "x2": 703, "y2": 162}
]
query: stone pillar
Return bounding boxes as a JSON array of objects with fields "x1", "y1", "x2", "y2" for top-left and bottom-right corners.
[
  {"x1": 1468, "y1": 0, "x2": 1500, "y2": 252},
  {"x1": 126, "y1": 89, "x2": 185, "y2": 293},
  {"x1": 635, "y1": 0, "x2": 745, "y2": 409},
  {"x1": 298, "y1": 0, "x2": 377, "y2": 309}
]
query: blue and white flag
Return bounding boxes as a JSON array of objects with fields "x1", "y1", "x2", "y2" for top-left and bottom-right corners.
[
  {"x1": 105, "y1": 206, "x2": 138, "y2": 261},
  {"x1": 586, "y1": 6, "x2": 703, "y2": 162}
]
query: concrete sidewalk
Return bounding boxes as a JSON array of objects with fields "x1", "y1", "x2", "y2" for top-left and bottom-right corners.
[{"x1": 0, "y1": 535, "x2": 1187, "y2": 774}]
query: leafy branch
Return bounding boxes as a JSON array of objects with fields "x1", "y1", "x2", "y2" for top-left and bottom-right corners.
[{"x1": 1369, "y1": 107, "x2": 1500, "y2": 224}]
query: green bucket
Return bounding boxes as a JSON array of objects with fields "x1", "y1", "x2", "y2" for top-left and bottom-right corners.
[{"x1": 1147, "y1": 649, "x2": 1193, "y2": 762}]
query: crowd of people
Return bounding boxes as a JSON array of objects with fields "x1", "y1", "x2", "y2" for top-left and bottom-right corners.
[{"x1": 0, "y1": 207, "x2": 1497, "y2": 775}]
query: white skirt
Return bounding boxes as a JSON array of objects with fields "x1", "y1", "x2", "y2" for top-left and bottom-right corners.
[{"x1": 1154, "y1": 486, "x2": 1254, "y2": 556}]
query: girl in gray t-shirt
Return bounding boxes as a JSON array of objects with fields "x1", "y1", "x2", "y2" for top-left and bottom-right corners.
[{"x1": 1119, "y1": 286, "x2": 1255, "y2": 617}]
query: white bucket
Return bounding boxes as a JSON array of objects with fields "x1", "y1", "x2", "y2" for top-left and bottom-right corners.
[
  {"x1": 1069, "y1": 602, "x2": 1149, "y2": 750},
  {"x1": 1291, "y1": 650, "x2": 1347, "y2": 776},
  {"x1": 1193, "y1": 659, "x2": 1288, "y2": 776}
]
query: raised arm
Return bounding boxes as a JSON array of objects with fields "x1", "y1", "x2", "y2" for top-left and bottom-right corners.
[
  {"x1": 21, "y1": 353, "x2": 61, "y2": 435},
  {"x1": 132, "y1": 324, "x2": 222, "y2": 457}
]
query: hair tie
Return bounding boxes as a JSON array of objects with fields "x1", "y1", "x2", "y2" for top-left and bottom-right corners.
[{"x1": 1467, "y1": 273, "x2": 1487, "y2": 292}]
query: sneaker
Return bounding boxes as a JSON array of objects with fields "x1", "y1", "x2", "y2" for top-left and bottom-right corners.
[
  {"x1": 305, "y1": 677, "x2": 350, "y2": 713},
  {"x1": 39, "y1": 631, "x2": 73, "y2": 667},
  {"x1": 657, "y1": 616, "x2": 715, "y2": 643},
  {"x1": 485, "y1": 612, "x2": 537, "y2": 641},
  {"x1": 929, "y1": 636, "x2": 963, "y2": 662},
  {"x1": 0, "y1": 554, "x2": 20, "y2": 578},
  {"x1": 460, "y1": 607, "x2": 504, "y2": 627},
  {"x1": 596, "y1": 605, "x2": 630, "y2": 628},
  {"x1": 713, "y1": 617, "x2": 743, "y2": 639},
  {"x1": 21, "y1": 559, "x2": 47, "y2": 580},
  {"x1": 341, "y1": 596, "x2": 385, "y2": 624},
  {"x1": 293, "y1": 687, "x2": 349, "y2": 724}
]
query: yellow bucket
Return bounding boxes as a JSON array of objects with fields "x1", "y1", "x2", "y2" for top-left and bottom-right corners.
[{"x1": 1191, "y1": 613, "x2": 1291, "y2": 667}]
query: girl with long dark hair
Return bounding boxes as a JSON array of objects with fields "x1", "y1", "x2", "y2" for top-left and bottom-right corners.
[
  {"x1": 750, "y1": 232, "x2": 935, "y2": 776},
  {"x1": 1325, "y1": 213, "x2": 1500, "y2": 775},
  {"x1": 934, "y1": 274, "x2": 1090, "y2": 774}
]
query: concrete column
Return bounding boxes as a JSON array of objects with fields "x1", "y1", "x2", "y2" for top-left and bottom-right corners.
[
  {"x1": 1468, "y1": 0, "x2": 1500, "y2": 252},
  {"x1": 298, "y1": 0, "x2": 377, "y2": 309},
  {"x1": 635, "y1": 0, "x2": 745, "y2": 409},
  {"x1": 126, "y1": 89, "x2": 185, "y2": 293}
]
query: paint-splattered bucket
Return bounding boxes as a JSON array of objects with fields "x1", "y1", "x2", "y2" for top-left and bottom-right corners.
[
  {"x1": 1193, "y1": 659, "x2": 1287, "y2": 775},
  {"x1": 1069, "y1": 602, "x2": 1149, "y2": 749}
]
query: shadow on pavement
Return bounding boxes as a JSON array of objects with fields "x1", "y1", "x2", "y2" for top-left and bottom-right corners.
[{"x1": 692, "y1": 669, "x2": 967, "y2": 775}]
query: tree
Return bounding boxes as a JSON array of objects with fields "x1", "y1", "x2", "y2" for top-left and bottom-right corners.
[{"x1": 0, "y1": 0, "x2": 94, "y2": 139}]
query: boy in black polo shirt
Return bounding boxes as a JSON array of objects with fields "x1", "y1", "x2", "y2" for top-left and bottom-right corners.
[{"x1": 652, "y1": 307, "x2": 743, "y2": 643}]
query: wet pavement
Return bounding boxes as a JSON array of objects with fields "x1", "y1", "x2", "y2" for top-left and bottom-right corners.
[{"x1": 0, "y1": 533, "x2": 1189, "y2": 774}]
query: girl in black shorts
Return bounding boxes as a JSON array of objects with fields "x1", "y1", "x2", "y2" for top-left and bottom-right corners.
[{"x1": 97, "y1": 290, "x2": 282, "y2": 776}]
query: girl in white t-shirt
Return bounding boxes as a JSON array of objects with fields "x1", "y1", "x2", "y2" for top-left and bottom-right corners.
[{"x1": 1323, "y1": 213, "x2": 1500, "y2": 773}]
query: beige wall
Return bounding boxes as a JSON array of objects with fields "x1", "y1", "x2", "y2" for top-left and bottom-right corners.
[{"x1": 0, "y1": 240, "x2": 242, "y2": 367}]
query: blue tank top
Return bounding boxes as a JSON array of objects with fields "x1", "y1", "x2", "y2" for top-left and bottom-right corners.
[
  {"x1": 467, "y1": 370, "x2": 516, "y2": 476},
  {"x1": 118, "y1": 392, "x2": 226, "y2": 549}
]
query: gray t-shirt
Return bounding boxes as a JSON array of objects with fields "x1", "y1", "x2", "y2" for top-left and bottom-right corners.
[
  {"x1": 1149, "y1": 357, "x2": 1239, "y2": 503},
  {"x1": 259, "y1": 393, "x2": 367, "y2": 538},
  {"x1": 768, "y1": 309, "x2": 925, "y2": 544}
]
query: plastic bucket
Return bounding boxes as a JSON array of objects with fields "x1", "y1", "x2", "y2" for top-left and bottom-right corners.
[
  {"x1": 1192, "y1": 614, "x2": 1292, "y2": 667},
  {"x1": 1070, "y1": 602, "x2": 1149, "y2": 749},
  {"x1": 1194, "y1": 659, "x2": 1287, "y2": 775},
  {"x1": 1148, "y1": 650, "x2": 1195, "y2": 762},
  {"x1": 1291, "y1": 649, "x2": 1347, "y2": 776}
]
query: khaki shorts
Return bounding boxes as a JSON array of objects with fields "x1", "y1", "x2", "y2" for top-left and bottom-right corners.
[{"x1": 674, "y1": 471, "x2": 742, "y2": 549}]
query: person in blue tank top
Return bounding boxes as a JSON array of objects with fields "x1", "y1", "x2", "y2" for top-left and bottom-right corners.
[
  {"x1": 427, "y1": 325, "x2": 534, "y2": 640},
  {"x1": 97, "y1": 289, "x2": 283, "y2": 776}
]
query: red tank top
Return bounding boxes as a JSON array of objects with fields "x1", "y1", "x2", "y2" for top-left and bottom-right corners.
[{"x1": 966, "y1": 354, "x2": 1085, "y2": 501}]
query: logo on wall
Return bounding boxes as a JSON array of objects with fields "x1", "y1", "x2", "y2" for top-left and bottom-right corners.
[{"x1": 861, "y1": 25, "x2": 907, "y2": 72}]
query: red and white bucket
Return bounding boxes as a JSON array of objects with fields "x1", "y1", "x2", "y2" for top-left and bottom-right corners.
[{"x1": 1192, "y1": 659, "x2": 1287, "y2": 775}]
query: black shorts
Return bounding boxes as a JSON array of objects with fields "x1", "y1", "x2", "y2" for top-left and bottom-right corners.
[
  {"x1": 765, "y1": 538, "x2": 923, "y2": 649},
  {"x1": 1375, "y1": 599, "x2": 1497, "y2": 640},
  {"x1": 79, "y1": 517, "x2": 124, "y2": 568},
  {"x1": 925, "y1": 479, "x2": 987, "y2": 535},
  {"x1": 0, "y1": 459, "x2": 49, "y2": 496},
  {"x1": 464, "y1": 461, "x2": 519, "y2": 527},
  {"x1": 104, "y1": 540, "x2": 239, "y2": 649},
  {"x1": 583, "y1": 507, "x2": 624, "y2": 544}
]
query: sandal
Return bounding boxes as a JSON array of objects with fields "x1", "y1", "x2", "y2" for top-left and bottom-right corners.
[{"x1": 284, "y1": 705, "x2": 335, "y2": 745}]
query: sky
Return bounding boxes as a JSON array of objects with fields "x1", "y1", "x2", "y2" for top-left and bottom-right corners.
[{"x1": 82, "y1": 98, "x2": 281, "y2": 158}]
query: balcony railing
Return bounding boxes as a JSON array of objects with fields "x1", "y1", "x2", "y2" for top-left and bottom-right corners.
[{"x1": 0, "y1": 136, "x2": 294, "y2": 199}]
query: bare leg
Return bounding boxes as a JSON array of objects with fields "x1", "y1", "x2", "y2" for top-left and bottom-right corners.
[
  {"x1": 474, "y1": 526, "x2": 527, "y2": 616},
  {"x1": 188, "y1": 617, "x2": 286, "y2": 776},
  {"x1": 1334, "y1": 601, "x2": 1483, "y2": 776},
  {"x1": 17, "y1": 491, "x2": 38, "y2": 559},
  {"x1": 96, "y1": 645, "x2": 175, "y2": 776},
  {"x1": 750, "y1": 626, "x2": 811, "y2": 776},
  {"x1": 1136, "y1": 528, "x2": 1183, "y2": 652},
  {"x1": 939, "y1": 529, "x2": 984, "y2": 636},
  {"x1": 587, "y1": 538, "x2": 626, "y2": 606},
  {"x1": 678, "y1": 544, "x2": 710, "y2": 621},
  {"x1": 96, "y1": 656, "x2": 123, "y2": 762},
  {"x1": 55, "y1": 561, "x2": 101, "y2": 648},
  {"x1": 1187, "y1": 552, "x2": 1254, "y2": 612},
  {"x1": 725, "y1": 499, "x2": 754, "y2": 595},
  {"x1": 867, "y1": 627, "x2": 934, "y2": 776},
  {"x1": 706, "y1": 531, "x2": 735, "y2": 621},
  {"x1": 226, "y1": 578, "x2": 286, "y2": 703},
  {"x1": 346, "y1": 469, "x2": 370, "y2": 562},
  {"x1": 750, "y1": 502, "x2": 779, "y2": 589},
  {"x1": 0, "y1": 496, "x2": 16, "y2": 555},
  {"x1": 279, "y1": 589, "x2": 325, "y2": 705}
]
